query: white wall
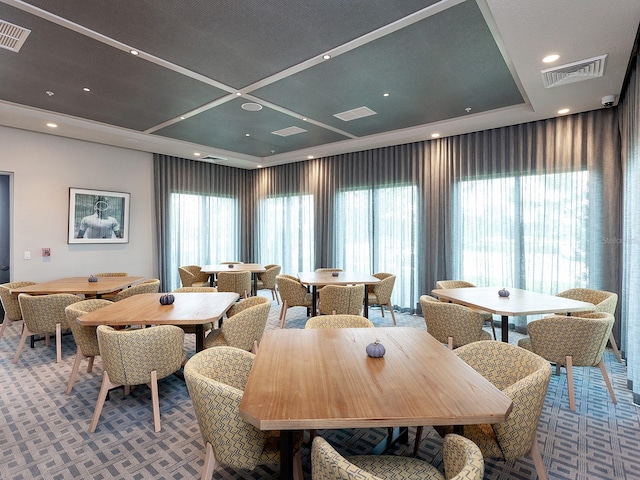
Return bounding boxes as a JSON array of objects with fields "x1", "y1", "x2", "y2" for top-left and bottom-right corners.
[{"x1": 0, "y1": 126, "x2": 156, "y2": 282}]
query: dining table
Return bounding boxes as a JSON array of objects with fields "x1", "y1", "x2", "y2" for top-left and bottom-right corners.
[
  {"x1": 297, "y1": 271, "x2": 380, "y2": 317},
  {"x1": 77, "y1": 292, "x2": 239, "y2": 352},
  {"x1": 239, "y1": 327, "x2": 513, "y2": 479},
  {"x1": 10, "y1": 276, "x2": 145, "y2": 299},
  {"x1": 200, "y1": 263, "x2": 266, "y2": 295},
  {"x1": 431, "y1": 286, "x2": 595, "y2": 342}
]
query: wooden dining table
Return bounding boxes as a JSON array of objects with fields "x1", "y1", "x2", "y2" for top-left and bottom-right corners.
[
  {"x1": 297, "y1": 271, "x2": 380, "y2": 317},
  {"x1": 77, "y1": 292, "x2": 239, "y2": 352},
  {"x1": 431, "y1": 286, "x2": 595, "y2": 342},
  {"x1": 201, "y1": 263, "x2": 266, "y2": 295},
  {"x1": 239, "y1": 327, "x2": 513, "y2": 479},
  {"x1": 10, "y1": 276, "x2": 145, "y2": 299}
]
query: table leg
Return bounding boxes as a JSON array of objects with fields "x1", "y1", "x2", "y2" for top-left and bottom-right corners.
[
  {"x1": 252, "y1": 273, "x2": 258, "y2": 296},
  {"x1": 501, "y1": 315, "x2": 509, "y2": 343},
  {"x1": 209, "y1": 274, "x2": 215, "y2": 287},
  {"x1": 280, "y1": 430, "x2": 294, "y2": 480},
  {"x1": 363, "y1": 287, "x2": 369, "y2": 318},
  {"x1": 195, "y1": 324, "x2": 204, "y2": 352},
  {"x1": 311, "y1": 286, "x2": 318, "y2": 317}
]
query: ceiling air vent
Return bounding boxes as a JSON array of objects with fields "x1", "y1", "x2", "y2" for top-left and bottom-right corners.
[
  {"x1": 271, "y1": 126, "x2": 307, "y2": 137},
  {"x1": 334, "y1": 106, "x2": 377, "y2": 121},
  {"x1": 0, "y1": 19, "x2": 31, "y2": 53},
  {"x1": 541, "y1": 54, "x2": 607, "y2": 88},
  {"x1": 201, "y1": 155, "x2": 227, "y2": 162}
]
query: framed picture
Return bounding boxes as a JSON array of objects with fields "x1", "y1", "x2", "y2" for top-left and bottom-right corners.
[{"x1": 68, "y1": 188, "x2": 130, "y2": 244}]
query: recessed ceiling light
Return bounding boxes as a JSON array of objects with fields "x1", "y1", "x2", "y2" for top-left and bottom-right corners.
[
  {"x1": 45, "y1": 91, "x2": 54, "y2": 96},
  {"x1": 431, "y1": 133, "x2": 440, "y2": 138},
  {"x1": 307, "y1": 155, "x2": 314, "y2": 159},
  {"x1": 383, "y1": 93, "x2": 390, "y2": 97},
  {"x1": 130, "y1": 49, "x2": 139, "y2": 55},
  {"x1": 322, "y1": 54, "x2": 331, "y2": 60},
  {"x1": 180, "y1": 116, "x2": 186, "y2": 120},
  {"x1": 194, "y1": 152, "x2": 201, "y2": 156},
  {"x1": 241, "y1": 102, "x2": 263, "y2": 111},
  {"x1": 236, "y1": 92, "x2": 242, "y2": 96},
  {"x1": 46, "y1": 122, "x2": 57, "y2": 128},
  {"x1": 465, "y1": 107, "x2": 472, "y2": 113},
  {"x1": 543, "y1": 54, "x2": 560, "y2": 63},
  {"x1": 557, "y1": 108, "x2": 570, "y2": 114},
  {"x1": 82, "y1": 87, "x2": 90, "y2": 92},
  {"x1": 302, "y1": 118, "x2": 308, "y2": 121},
  {"x1": 257, "y1": 165, "x2": 263, "y2": 168},
  {"x1": 245, "y1": 133, "x2": 250, "y2": 137}
]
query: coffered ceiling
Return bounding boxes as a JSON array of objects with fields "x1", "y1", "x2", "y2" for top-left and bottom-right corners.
[{"x1": 0, "y1": 0, "x2": 638, "y2": 169}]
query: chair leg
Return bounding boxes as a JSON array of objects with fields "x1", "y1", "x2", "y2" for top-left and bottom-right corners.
[
  {"x1": 202, "y1": 442, "x2": 219, "y2": 480},
  {"x1": 555, "y1": 364, "x2": 561, "y2": 376},
  {"x1": 0, "y1": 316, "x2": 13, "y2": 340},
  {"x1": 529, "y1": 435, "x2": 548, "y2": 480},
  {"x1": 252, "y1": 340, "x2": 259, "y2": 354},
  {"x1": 87, "y1": 356, "x2": 95, "y2": 373},
  {"x1": 56, "y1": 323, "x2": 62, "y2": 363},
  {"x1": 90, "y1": 371, "x2": 119, "y2": 433},
  {"x1": 566, "y1": 355, "x2": 575, "y2": 411},
  {"x1": 12, "y1": 325, "x2": 32, "y2": 364},
  {"x1": 280, "y1": 301, "x2": 289, "y2": 329},
  {"x1": 293, "y1": 449, "x2": 303, "y2": 480},
  {"x1": 387, "y1": 303, "x2": 397, "y2": 325},
  {"x1": 273, "y1": 288, "x2": 280, "y2": 305},
  {"x1": 489, "y1": 318, "x2": 497, "y2": 340},
  {"x1": 66, "y1": 346, "x2": 85, "y2": 394},
  {"x1": 150, "y1": 370, "x2": 161, "y2": 432},
  {"x1": 413, "y1": 426, "x2": 424, "y2": 456},
  {"x1": 447, "y1": 337, "x2": 453, "y2": 350},
  {"x1": 608, "y1": 332, "x2": 622, "y2": 363},
  {"x1": 598, "y1": 359, "x2": 617, "y2": 404}
]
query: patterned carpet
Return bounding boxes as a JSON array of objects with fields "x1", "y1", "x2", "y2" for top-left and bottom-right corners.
[{"x1": 1, "y1": 295, "x2": 639, "y2": 480}]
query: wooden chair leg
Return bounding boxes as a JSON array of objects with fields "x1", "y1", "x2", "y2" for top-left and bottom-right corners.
[
  {"x1": 413, "y1": 426, "x2": 424, "y2": 456},
  {"x1": 13, "y1": 325, "x2": 32, "y2": 364},
  {"x1": 529, "y1": 435, "x2": 548, "y2": 480},
  {"x1": 447, "y1": 337, "x2": 453, "y2": 350},
  {"x1": 0, "y1": 316, "x2": 12, "y2": 340},
  {"x1": 566, "y1": 355, "x2": 575, "y2": 411},
  {"x1": 489, "y1": 318, "x2": 497, "y2": 340},
  {"x1": 87, "y1": 356, "x2": 95, "y2": 373},
  {"x1": 202, "y1": 442, "x2": 219, "y2": 480},
  {"x1": 598, "y1": 359, "x2": 617, "y2": 404},
  {"x1": 150, "y1": 370, "x2": 161, "y2": 432},
  {"x1": 252, "y1": 340, "x2": 259, "y2": 354},
  {"x1": 387, "y1": 303, "x2": 397, "y2": 325},
  {"x1": 280, "y1": 301, "x2": 288, "y2": 329},
  {"x1": 89, "y1": 371, "x2": 118, "y2": 433},
  {"x1": 56, "y1": 323, "x2": 62, "y2": 363},
  {"x1": 293, "y1": 449, "x2": 303, "y2": 480},
  {"x1": 608, "y1": 332, "x2": 622, "y2": 363},
  {"x1": 66, "y1": 346, "x2": 85, "y2": 394}
]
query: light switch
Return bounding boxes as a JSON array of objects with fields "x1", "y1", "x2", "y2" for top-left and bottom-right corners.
[{"x1": 24, "y1": 251, "x2": 31, "y2": 260}]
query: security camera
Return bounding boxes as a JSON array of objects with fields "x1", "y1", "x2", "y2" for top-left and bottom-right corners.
[{"x1": 602, "y1": 95, "x2": 615, "y2": 108}]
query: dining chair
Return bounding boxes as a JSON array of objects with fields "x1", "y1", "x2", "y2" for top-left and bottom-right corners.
[
  {"x1": 427, "y1": 341, "x2": 551, "y2": 480},
  {"x1": 64, "y1": 299, "x2": 113, "y2": 394},
  {"x1": 14, "y1": 293, "x2": 81, "y2": 364},
  {"x1": 420, "y1": 295, "x2": 492, "y2": 349},
  {"x1": 178, "y1": 265, "x2": 210, "y2": 288},
  {"x1": 518, "y1": 312, "x2": 617, "y2": 411},
  {"x1": 203, "y1": 296, "x2": 270, "y2": 353},
  {"x1": 312, "y1": 434, "x2": 484, "y2": 480},
  {"x1": 435, "y1": 280, "x2": 496, "y2": 340},
  {"x1": 366, "y1": 273, "x2": 396, "y2": 325},
  {"x1": 314, "y1": 267, "x2": 343, "y2": 273},
  {"x1": 90, "y1": 324, "x2": 186, "y2": 433},
  {"x1": 93, "y1": 272, "x2": 128, "y2": 277},
  {"x1": 184, "y1": 346, "x2": 303, "y2": 480},
  {"x1": 87, "y1": 272, "x2": 130, "y2": 299},
  {"x1": 0, "y1": 281, "x2": 36, "y2": 341},
  {"x1": 276, "y1": 274, "x2": 314, "y2": 328},
  {"x1": 256, "y1": 264, "x2": 281, "y2": 303},
  {"x1": 305, "y1": 314, "x2": 374, "y2": 329},
  {"x1": 556, "y1": 288, "x2": 621, "y2": 362},
  {"x1": 110, "y1": 278, "x2": 160, "y2": 302},
  {"x1": 220, "y1": 261, "x2": 244, "y2": 264},
  {"x1": 172, "y1": 286, "x2": 218, "y2": 334},
  {"x1": 217, "y1": 271, "x2": 251, "y2": 299},
  {"x1": 318, "y1": 284, "x2": 365, "y2": 315}
]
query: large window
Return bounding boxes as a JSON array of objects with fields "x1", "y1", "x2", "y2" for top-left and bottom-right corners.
[
  {"x1": 453, "y1": 171, "x2": 593, "y2": 295},
  {"x1": 258, "y1": 194, "x2": 314, "y2": 275},
  {"x1": 168, "y1": 192, "x2": 238, "y2": 290},
  {"x1": 334, "y1": 185, "x2": 419, "y2": 310}
]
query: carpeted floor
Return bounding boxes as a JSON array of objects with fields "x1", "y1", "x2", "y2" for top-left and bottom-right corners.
[{"x1": 1, "y1": 295, "x2": 638, "y2": 479}]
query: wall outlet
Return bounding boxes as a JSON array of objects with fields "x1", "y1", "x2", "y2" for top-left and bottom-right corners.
[{"x1": 24, "y1": 251, "x2": 31, "y2": 260}]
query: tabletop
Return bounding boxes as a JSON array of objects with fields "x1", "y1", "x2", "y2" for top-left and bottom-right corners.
[
  {"x1": 297, "y1": 271, "x2": 380, "y2": 286},
  {"x1": 10, "y1": 276, "x2": 145, "y2": 296},
  {"x1": 201, "y1": 263, "x2": 266, "y2": 274},
  {"x1": 239, "y1": 327, "x2": 512, "y2": 431}
]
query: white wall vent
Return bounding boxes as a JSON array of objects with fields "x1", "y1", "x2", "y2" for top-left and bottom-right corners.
[
  {"x1": 334, "y1": 106, "x2": 377, "y2": 121},
  {"x1": 541, "y1": 54, "x2": 607, "y2": 88},
  {"x1": 0, "y1": 19, "x2": 31, "y2": 53},
  {"x1": 272, "y1": 126, "x2": 307, "y2": 137}
]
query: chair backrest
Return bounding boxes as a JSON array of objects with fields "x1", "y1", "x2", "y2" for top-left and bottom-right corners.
[
  {"x1": 172, "y1": 286, "x2": 218, "y2": 293},
  {"x1": 0, "y1": 281, "x2": 36, "y2": 321},
  {"x1": 111, "y1": 279, "x2": 160, "y2": 301},
  {"x1": 97, "y1": 324, "x2": 185, "y2": 385},
  {"x1": 442, "y1": 434, "x2": 485, "y2": 480},
  {"x1": 312, "y1": 436, "x2": 382, "y2": 480},
  {"x1": 526, "y1": 312, "x2": 615, "y2": 367},
  {"x1": 453, "y1": 341, "x2": 551, "y2": 460},
  {"x1": 315, "y1": 268, "x2": 343, "y2": 273},
  {"x1": 93, "y1": 272, "x2": 128, "y2": 277},
  {"x1": 419, "y1": 295, "x2": 487, "y2": 348},
  {"x1": 369, "y1": 273, "x2": 396, "y2": 303},
  {"x1": 184, "y1": 346, "x2": 267, "y2": 470},
  {"x1": 556, "y1": 288, "x2": 618, "y2": 315},
  {"x1": 222, "y1": 296, "x2": 271, "y2": 351},
  {"x1": 220, "y1": 261, "x2": 244, "y2": 264},
  {"x1": 276, "y1": 274, "x2": 310, "y2": 307},
  {"x1": 217, "y1": 271, "x2": 251, "y2": 296},
  {"x1": 257, "y1": 264, "x2": 281, "y2": 288},
  {"x1": 305, "y1": 314, "x2": 374, "y2": 329},
  {"x1": 178, "y1": 265, "x2": 209, "y2": 287},
  {"x1": 319, "y1": 284, "x2": 364, "y2": 315},
  {"x1": 18, "y1": 293, "x2": 81, "y2": 333},
  {"x1": 65, "y1": 299, "x2": 114, "y2": 357},
  {"x1": 436, "y1": 280, "x2": 476, "y2": 289}
]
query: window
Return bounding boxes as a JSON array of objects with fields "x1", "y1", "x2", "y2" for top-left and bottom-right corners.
[{"x1": 168, "y1": 192, "x2": 238, "y2": 290}]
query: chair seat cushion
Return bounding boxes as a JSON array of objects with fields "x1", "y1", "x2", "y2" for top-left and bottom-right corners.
[{"x1": 347, "y1": 455, "x2": 445, "y2": 480}]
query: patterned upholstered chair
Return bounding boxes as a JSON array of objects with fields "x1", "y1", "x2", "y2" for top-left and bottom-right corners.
[
  {"x1": 312, "y1": 434, "x2": 484, "y2": 480},
  {"x1": 429, "y1": 341, "x2": 551, "y2": 480},
  {"x1": 305, "y1": 314, "x2": 374, "y2": 329},
  {"x1": 315, "y1": 268, "x2": 344, "y2": 273},
  {"x1": 203, "y1": 296, "x2": 270, "y2": 352},
  {"x1": 436, "y1": 280, "x2": 496, "y2": 340},
  {"x1": 178, "y1": 265, "x2": 210, "y2": 288},
  {"x1": 90, "y1": 324, "x2": 186, "y2": 433},
  {"x1": 276, "y1": 274, "x2": 314, "y2": 328},
  {"x1": 518, "y1": 312, "x2": 617, "y2": 411},
  {"x1": 556, "y1": 288, "x2": 621, "y2": 362},
  {"x1": 420, "y1": 295, "x2": 492, "y2": 349},
  {"x1": 184, "y1": 346, "x2": 303, "y2": 480},
  {"x1": 93, "y1": 272, "x2": 128, "y2": 277},
  {"x1": 0, "y1": 281, "x2": 36, "y2": 341},
  {"x1": 64, "y1": 299, "x2": 113, "y2": 394},
  {"x1": 172, "y1": 287, "x2": 218, "y2": 334},
  {"x1": 217, "y1": 271, "x2": 251, "y2": 299},
  {"x1": 110, "y1": 279, "x2": 160, "y2": 302},
  {"x1": 256, "y1": 264, "x2": 281, "y2": 303},
  {"x1": 319, "y1": 284, "x2": 365, "y2": 315},
  {"x1": 366, "y1": 273, "x2": 396, "y2": 325},
  {"x1": 14, "y1": 293, "x2": 81, "y2": 364}
]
